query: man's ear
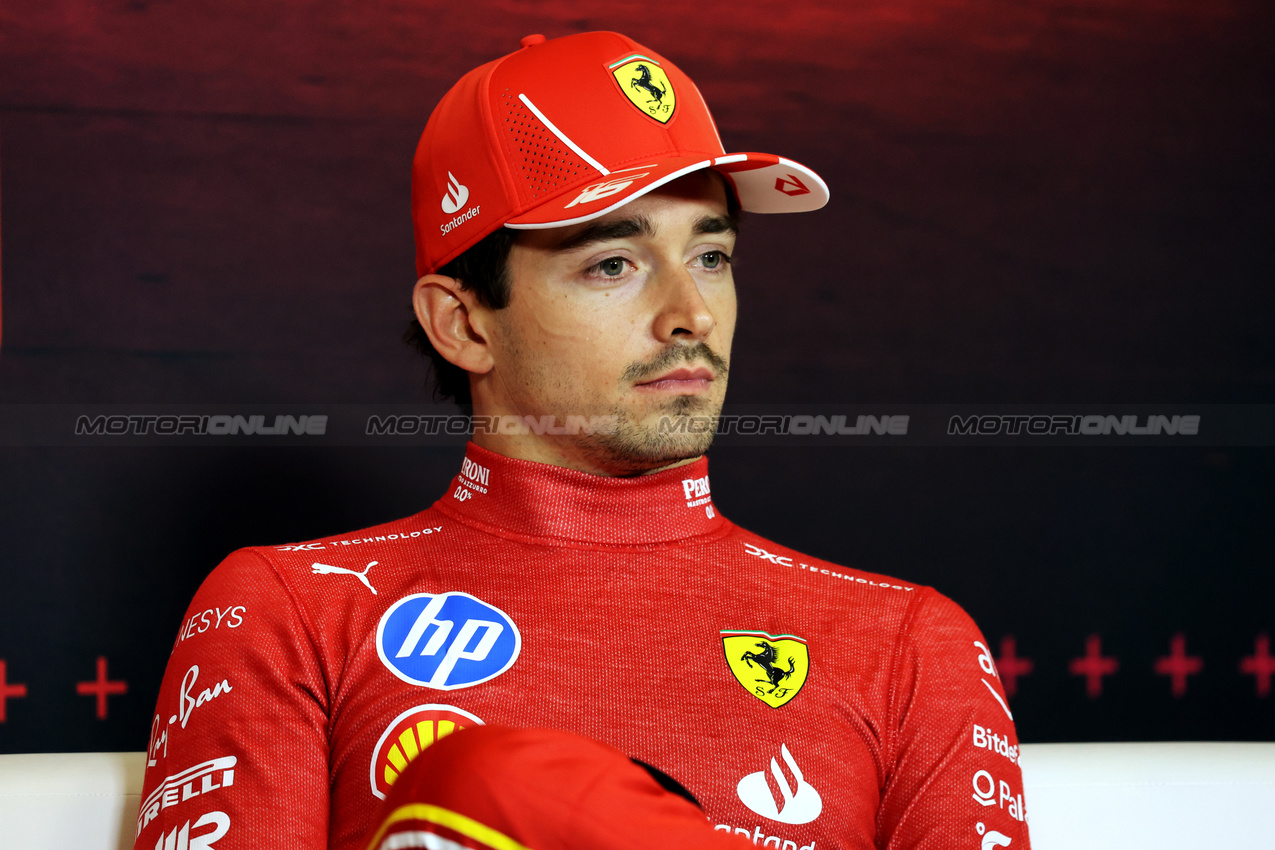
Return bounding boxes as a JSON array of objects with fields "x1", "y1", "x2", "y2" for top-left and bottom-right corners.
[{"x1": 412, "y1": 275, "x2": 495, "y2": 375}]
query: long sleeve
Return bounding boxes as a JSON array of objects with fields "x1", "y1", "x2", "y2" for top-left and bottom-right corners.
[
  {"x1": 133, "y1": 549, "x2": 331, "y2": 849},
  {"x1": 876, "y1": 590, "x2": 1031, "y2": 849}
]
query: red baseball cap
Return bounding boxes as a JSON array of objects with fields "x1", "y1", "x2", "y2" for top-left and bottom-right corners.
[
  {"x1": 412, "y1": 31, "x2": 829, "y2": 276},
  {"x1": 363, "y1": 725, "x2": 751, "y2": 850}
]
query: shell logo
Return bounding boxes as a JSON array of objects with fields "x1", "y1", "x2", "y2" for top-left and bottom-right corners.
[{"x1": 370, "y1": 703, "x2": 484, "y2": 799}]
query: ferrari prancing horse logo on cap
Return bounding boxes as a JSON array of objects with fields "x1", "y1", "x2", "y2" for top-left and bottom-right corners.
[
  {"x1": 610, "y1": 55, "x2": 676, "y2": 123},
  {"x1": 722, "y1": 630, "x2": 810, "y2": 708}
]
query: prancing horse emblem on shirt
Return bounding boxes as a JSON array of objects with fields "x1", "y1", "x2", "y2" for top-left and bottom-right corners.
[{"x1": 721, "y1": 630, "x2": 810, "y2": 708}]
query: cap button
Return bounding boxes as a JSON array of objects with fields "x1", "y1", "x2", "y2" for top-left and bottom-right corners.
[{"x1": 520, "y1": 34, "x2": 546, "y2": 48}]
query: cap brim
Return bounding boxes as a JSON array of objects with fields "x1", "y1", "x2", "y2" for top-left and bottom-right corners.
[{"x1": 504, "y1": 152, "x2": 828, "y2": 230}]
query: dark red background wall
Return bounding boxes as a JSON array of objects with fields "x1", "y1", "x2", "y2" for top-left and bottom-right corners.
[{"x1": 0, "y1": 0, "x2": 1272, "y2": 752}]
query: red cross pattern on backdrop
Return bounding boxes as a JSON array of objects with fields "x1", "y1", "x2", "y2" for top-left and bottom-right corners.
[
  {"x1": 76, "y1": 656, "x2": 128, "y2": 720},
  {"x1": 994, "y1": 636, "x2": 1034, "y2": 697},
  {"x1": 1069, "y1": 634, "x2": 1119, "y2": 698},
  {"x1": 1240, "y1": 633, "x2": 1274, "y2": 697},
  {"x1": 0, "y1": 660, "x2": 27, "y2": 723},
  {"x1": 1154, "y1": 633, "x2": 1204, "y2": 697}
]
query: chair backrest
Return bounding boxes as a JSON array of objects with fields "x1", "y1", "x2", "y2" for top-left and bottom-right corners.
[
  {"x1": 0, "y1": 751, "x2": 145, "y2": 850},
  {"x1": 2, "y1": 744, "x2": 1274, "y2": 849},
  {"x1": 1019, "y1": 741, "x2": 1275, "y2": 849}
]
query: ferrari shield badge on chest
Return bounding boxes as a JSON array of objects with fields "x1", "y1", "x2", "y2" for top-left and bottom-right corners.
[
  {"x1": 610, "y1": 55, "x2": 676, "y2": 123},
  {"x1": 721, "y1": 630, "x2": 810, "y2": 708}
]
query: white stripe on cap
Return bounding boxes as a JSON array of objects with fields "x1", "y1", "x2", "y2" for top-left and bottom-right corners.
[{"x1": 517, "y1": 94, "x2": 609, "y2": 176}]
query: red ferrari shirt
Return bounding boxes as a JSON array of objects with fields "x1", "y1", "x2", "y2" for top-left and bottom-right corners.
[{"x1": 135, "y1": 443, "x2": 1031, "y2": 850}]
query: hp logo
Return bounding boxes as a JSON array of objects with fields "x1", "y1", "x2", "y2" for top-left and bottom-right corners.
[{"x1": 376, "y1": 592, "x2": 521, "y2": 689}]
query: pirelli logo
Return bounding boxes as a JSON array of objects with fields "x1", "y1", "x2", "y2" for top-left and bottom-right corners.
[{"x1": 137, "y1": 755, "x2": 236, "y2": 836}]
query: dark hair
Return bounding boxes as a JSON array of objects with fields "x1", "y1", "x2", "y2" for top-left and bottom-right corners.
[{"x1": 404, "y1": 227, "x2": 517, "y2": 405}]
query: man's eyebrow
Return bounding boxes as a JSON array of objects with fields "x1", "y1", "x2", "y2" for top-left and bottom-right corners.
[
  {"x1": 553, "y1": 210, "x2": 737, "y2": 253},
  {"x1": 555, "y1": 215, "x2": 655, "y2": 252},
  {"x1": 694, "y1": 214, "x2": 739, "y2": 237}
]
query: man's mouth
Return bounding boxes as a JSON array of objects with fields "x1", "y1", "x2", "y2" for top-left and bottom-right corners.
[{"x1": 634, "y1": 367, "x2": 715, "y2": 393}]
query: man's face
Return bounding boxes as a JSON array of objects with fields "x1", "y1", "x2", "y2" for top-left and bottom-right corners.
[{"x1": 477, "y1": 171, "x2": 737, "y2": 476}]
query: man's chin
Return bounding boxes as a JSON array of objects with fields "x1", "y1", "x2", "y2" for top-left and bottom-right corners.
[{"x1": 581, "y1": 395, "x2": 722, "y2": 476}]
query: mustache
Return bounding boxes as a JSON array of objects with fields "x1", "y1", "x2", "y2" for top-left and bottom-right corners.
[{"x1": 621, "y1": 342, "x2": 730, "y2": 383}]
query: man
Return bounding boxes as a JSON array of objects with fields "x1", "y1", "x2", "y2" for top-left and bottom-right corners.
[{"x1": 136, "y1": 32, "x2": 1030, "y2": 850}]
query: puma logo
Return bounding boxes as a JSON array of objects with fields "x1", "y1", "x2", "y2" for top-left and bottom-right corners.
[{"x1": 311, "y1": 561, "x2": 378, "y2": 595}]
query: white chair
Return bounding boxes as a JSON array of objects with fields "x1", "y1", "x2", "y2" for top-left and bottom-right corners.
[
  {"x1": 0, "y1": 751, "x2": 144, "y2": 849},
  {"x1": 1019, "y1": 742, "x2": 1275, "y2": 849}
]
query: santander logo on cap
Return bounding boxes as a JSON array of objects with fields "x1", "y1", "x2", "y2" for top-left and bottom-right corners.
[
  {"x1": 438, "y1": 171, "x2": 482, "y2": 238},
  {"x1": 440, "y1": 172, "x2": 470, "y2": 214}
]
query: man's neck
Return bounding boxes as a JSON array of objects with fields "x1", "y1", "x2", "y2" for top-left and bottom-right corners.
[{"x1": 437, "y1": 442, "x2": 724, "y2": 545}]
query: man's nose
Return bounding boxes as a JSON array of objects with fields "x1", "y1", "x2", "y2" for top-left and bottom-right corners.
[{"x1": 651, "y1": 264, "x2": 716, "y2": 343}]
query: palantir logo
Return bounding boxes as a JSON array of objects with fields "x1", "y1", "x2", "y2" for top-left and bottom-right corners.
[
  {"x1": 440, "y1": 172, "x2": 470, "y2": 214},
  {"x1": 736, "y1": 743, "x2": 822, "y2": 824},
  {"x1": 376, "y1": 592, "x2": 520, "y2": 689}
]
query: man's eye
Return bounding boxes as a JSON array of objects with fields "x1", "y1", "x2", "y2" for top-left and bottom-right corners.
[
  {"x1": 593, "y1": 257, "x2": 628, "y2": 277},
  {"x1": 700, "y1": 251, "x2": 731, "y2": 270}
]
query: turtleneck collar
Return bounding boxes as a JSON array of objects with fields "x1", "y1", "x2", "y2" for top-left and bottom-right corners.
[{"x1": 431, "y1": 442, "x2": 728, "y2": 546}]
